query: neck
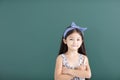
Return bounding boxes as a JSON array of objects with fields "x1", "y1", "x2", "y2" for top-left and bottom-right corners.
[{"x1": 66, "y1": 49, "x2": 78, "y2": 56}]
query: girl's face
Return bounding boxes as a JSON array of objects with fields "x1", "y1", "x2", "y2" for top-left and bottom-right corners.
[{"x1": 63, "y1": 32, "x2": 83, "y2": 51}]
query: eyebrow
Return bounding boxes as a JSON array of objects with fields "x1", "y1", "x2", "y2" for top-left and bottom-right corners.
[{"x1": 69, "y1": 36, "x2": 81, "y2": 38}]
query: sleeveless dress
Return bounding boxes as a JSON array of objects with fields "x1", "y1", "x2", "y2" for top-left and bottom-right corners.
[{"x1": 61, "y1": 54, "x2": 85, "y2": 80}]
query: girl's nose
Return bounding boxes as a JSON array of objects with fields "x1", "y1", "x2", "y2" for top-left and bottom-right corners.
[{"x1": 73, "y1": 40, "x2": 77, "y2": 44}]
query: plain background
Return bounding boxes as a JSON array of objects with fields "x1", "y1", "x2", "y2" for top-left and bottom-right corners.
[{"x1": 0, "y1": 0, "x2": 120, "y2": 80}]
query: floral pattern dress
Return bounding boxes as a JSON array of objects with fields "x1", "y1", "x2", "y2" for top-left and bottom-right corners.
[{"x1": 61, "y1": 54, "x2": 85, "y2": 80}]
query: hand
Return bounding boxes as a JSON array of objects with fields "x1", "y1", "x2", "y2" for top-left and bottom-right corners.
[
  {"x1": 62, "y1": 66, "x2": 69, "y2": 74},
  {"x1": 62, "y1": 67, "x2": 74, "y2": 77},
  {"x1": 62, "y1": 67, "x2": 73, "y2": 75},
  {"x1": 77, "y1": 64, "x2": 86, "y2": 70}
]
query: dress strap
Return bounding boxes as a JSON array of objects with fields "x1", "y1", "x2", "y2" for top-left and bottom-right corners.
[
  {"x1": 79, "y1": 54, "x2": 84, "y2": 66},
  {"x1": 61, "y1": 54, "x2": 67, "y2": 66},
  {"x1": 61, "y1": 54, "x2": 75, "y2": 69}
]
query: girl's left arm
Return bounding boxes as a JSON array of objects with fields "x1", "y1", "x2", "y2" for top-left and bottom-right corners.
[{"x1": 63, "y1": 56, "x2": 92, "y2": 78}]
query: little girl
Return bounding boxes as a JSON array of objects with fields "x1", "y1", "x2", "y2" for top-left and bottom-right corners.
[{"x1": 54, "y1": 22, "x2": 91, "y2": 80}]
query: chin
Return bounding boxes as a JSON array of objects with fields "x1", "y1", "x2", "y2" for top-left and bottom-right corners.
[{"x1": 71, "y1": 48, "x2": 78, "y2": 51}]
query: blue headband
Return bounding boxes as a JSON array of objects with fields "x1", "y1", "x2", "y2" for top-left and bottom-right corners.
[{"x1": 63, "y1": 22, "x2": 87, "y2": 38}]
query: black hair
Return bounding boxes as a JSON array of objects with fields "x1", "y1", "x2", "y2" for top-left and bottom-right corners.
[{"x1": 58, "y1": 26, "x2": 87, "y2": 56}]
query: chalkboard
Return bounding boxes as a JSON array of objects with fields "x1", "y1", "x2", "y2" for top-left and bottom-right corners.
[{"x1": 0, "y1": 0, "x2": 120, "y2": 80}]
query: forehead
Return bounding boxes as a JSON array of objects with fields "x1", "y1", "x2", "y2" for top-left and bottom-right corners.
[{"x1": 67, "y1": 32, "x2": 82, "y2": 38}]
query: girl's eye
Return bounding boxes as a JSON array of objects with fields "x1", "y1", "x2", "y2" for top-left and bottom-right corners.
[
  {"x1": 77, "y1": 39, "x2": 80, "y2": 41},
  {"x1": 70, "y1": 39, "x2": 73, "y2": 40}
]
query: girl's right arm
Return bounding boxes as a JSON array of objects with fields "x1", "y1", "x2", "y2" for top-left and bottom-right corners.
[
  {"x1": 54, "y1": 55, "x2": 73, "y2": 80},
  {"x1": 62, "y1": 56, "x2": 91, "y2": 79}
]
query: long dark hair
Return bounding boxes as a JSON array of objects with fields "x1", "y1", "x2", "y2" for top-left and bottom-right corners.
[
  {"x1": 58, "y1": 26, "x2": 86, "y2": 56},
  {"x1": 58, "y1": 26, "x2": 90, "y2": 80}
]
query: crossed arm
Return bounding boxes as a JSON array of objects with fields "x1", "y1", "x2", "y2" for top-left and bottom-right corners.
[
  {"x1": 62, "y1": 56, "x2": 91, "y2": 78},
  {"x1": 54, "y1": 55, "x2": 73, "y2": 80},
  {"x1": 54, "y1": 55, "x2": 91, "y2": 80}
]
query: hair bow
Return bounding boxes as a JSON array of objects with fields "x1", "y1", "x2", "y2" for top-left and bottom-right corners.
[{"x1": 63, "y1": 22, "x2": 87, "y2": 38}]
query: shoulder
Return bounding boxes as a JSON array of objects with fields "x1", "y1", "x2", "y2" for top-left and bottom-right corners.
[
  {"x1": 83, "y1": 55, "x2": 88, "y2": 60},
  {"x1": 79, "y1": 54, "x2": 89, "y2": 62},
  {"x1": 55, "y1": 54, "x2": 64, "y2": 68},
  {"x1": 82, "y1": 55, "x2": 90, "y2": 65},
  {"x1": 79, "y1": 54, "x2": 88, "y2": 60},
  {"x1": 56, "y1": 54, "x2": 63, "y2": 62}
]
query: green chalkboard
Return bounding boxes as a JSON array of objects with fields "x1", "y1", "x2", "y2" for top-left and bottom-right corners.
[{"x1": 0, "y1": 0, "x2": 120, "y2": 80}]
